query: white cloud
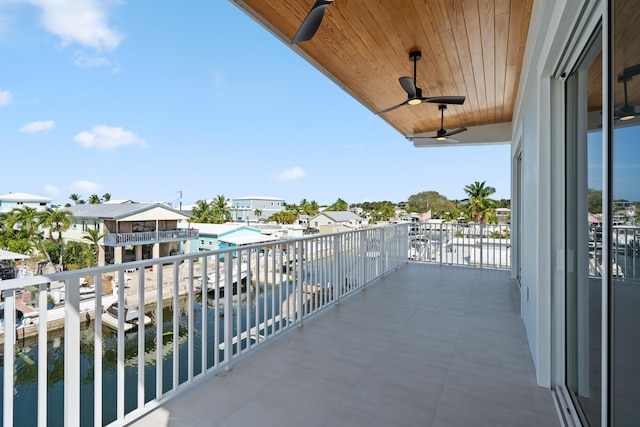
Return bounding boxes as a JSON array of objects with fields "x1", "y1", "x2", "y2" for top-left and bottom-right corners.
[
  {"x1": 28, "y1": 0, "x2": 123, "y2": 51},
  {"x1": 74, "y1": 125, "x2": 148, "y2": 150},
  {"x1": 70, "y1": 180, "x2": 101, "y2": 193},
  {"x1": 277, "y1": 166, "x2": 306, "y2": 182},
  {"x1": 43, "y1": 185, "x2": 60, "y2": 196},
  {"x1": 0, "y1": 14, "x2": 11, "y2": 33},
  {"x1": 20, "y1": 120, "x2": 55, "y2": 133},
  {"x1": 0, "y1": 89, "x2": 12, "y2": 106},
  {"x1": 72, "y1": 51, "x2": 120, "y2": 72}
]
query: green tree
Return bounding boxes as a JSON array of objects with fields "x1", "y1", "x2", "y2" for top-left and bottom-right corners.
[
  {"x1": 8, "y1": 206, "x2": 41, "y2": 242},
  {"x1": 83, "y1": 228, "x2": 106, "y2": 266},
  {"x1": 407, "y1": 191, "x2": 455, "y2": 216},
  {"x1": 463, "y1": 181, "x2": 497, "y2": 223},
  {"x1": 69, "y1": 193, "x2": 82, "y2": 205},
  {"x1": 102, "y1": 193, "x2": 111, "y2": 202},
  {"x1": 370, "y1": 201, "x2": 396, "y2": 221},
  {"x1": 211, "y1": 195, "x2": 232, "y2": 224},
  {"x1": 191, "y1": 199, "x2": 215, "y2": 223},
  {"x1": 269, "y1": 211, "x2": 298, "y2": 224},
  {"x1": 39, "y1": 207, "x2": 73, "y2": 241},
  {"x1": 588, "y1": 188, "x2": 602, "y2": 214},
  {"x1": 299, "y1": 199, "x2": 320, "y2": 215},
  {"x1": 88, "y1": 194, "x2": 101, "y2": 204},
  {"x1": 254, "y1": 209, "x2": 263, "y2": 219},
  {"x1": 62, "y1": 241, "x2": 95, "y2": 270},
  {"x1": 326, "y1": 198, "x2": 348, "y2": 211}
]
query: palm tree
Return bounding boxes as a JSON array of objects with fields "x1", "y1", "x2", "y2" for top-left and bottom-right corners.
[
  {"x1": 191, "y1": 199, "x2": 215, "y2": 223},
  {"x1": 83, "y1": 228, "x2": 106, "y2": 266},
  {"x1": 88, "y1": 194, "x2": 101, "y2": 204},
  {"x1": 39, "y1": 207, "x2": 73, "y2": 241},
  {"x1": 463, "y1": 181, "x2": 496, "y2": 223},
  {"x1": 211, "y1": 195, "x2": 232, "y2": 224},
  {"x1": 326, "y1": 198, "x2": 348, "y2": 211},
  {"x1": 299, "y1": 199, "x2": 320, "y2": 216},
  {"x1": 69, "y1": 193, "x2": 81, "y2": 205},
  {"x1": 102, "y1": 193, "x2": 111, "y2": 202},
  {"x1": 8, "y1": 206, "x2": 40, "y2": 242},
  {"x1": 254, "y1": 209, "x2": 263, "y2": 220},
  {"x1": 464, "y1": 181, "x2": 496, "y2": 199}
]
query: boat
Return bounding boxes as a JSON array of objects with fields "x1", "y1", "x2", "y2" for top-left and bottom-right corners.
[
  {"x1": 196, "y1": 263, "x2": 248, "y2": 292},
  {"x1": 102, "y1": 301, "x2": 152, "y2": 332}
]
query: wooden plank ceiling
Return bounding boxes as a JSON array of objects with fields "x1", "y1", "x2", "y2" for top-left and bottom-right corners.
[{"x1": 232, "y1": 0, "x2": 533, "y2": 144}]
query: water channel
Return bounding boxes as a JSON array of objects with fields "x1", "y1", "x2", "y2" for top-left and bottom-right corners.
[{"x1": 0, "y1": 283, "x2": 295, "y2": 426}]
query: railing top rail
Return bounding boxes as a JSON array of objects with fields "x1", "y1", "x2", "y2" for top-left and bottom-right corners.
[{"x1": 0, "y1": 224, "x2": 407, "y2": 292}]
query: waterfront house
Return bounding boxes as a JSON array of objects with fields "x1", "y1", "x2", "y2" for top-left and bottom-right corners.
[
  {"x1": 182, "y1": 222, "x2": 273, "y2": 252},
  {"x1": 230, "y1": 196, "x2": 285, "y2": 222},
  {"x1": 62, "y1": 203, "x2": 197, "y2": 266},
  {"x1": 0, "y1": 192, "x2": 52, "y2": 214},
  {"x1": 308, "y1": 211, "x2": 363, "y2": 231}
]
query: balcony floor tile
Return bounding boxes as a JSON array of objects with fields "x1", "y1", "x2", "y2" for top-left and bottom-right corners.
[{"x1": 128, "y1": 263, "x2": 560, "y2": 427}]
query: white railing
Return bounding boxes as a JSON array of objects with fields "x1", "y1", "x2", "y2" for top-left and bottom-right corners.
[
  {"x1": 588, "y1": 225, "x2": 640, "y2": 280},
  {"x1": 103, "y1": 229, "x2": 199, "y2": 246},
  {"x1": 407, "y1": 222, "x2": 511, "y2": 269},
  {"x1": 0, "y1": 225, "x2": 407, "y2": 427}
]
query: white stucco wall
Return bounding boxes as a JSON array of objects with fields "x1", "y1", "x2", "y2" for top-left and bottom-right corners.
[{"x1": 512, "y1": 0, "x2": 602, "y2": 387}]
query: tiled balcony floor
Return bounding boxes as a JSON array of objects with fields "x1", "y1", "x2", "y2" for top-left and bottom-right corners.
[{"x1": 129, "y1": 263, "x2": 560, "y2": 427}]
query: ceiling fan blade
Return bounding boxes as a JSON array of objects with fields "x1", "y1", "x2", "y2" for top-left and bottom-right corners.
[
  {"x1": 399, "y1": 76, "x2": 417, "y2": 98},
  {"x1": 445, "y1": 127, "x2": 467, "y2": 137},
  {"x1": 376, "y1": 100, "x2": 409, "y2": 115},
  {"x1": 292, "y1": 0, "x2": 334, "y2": 44},
  {"x1": 423, "y1": 96, "x2": 466, "y2": 105}
]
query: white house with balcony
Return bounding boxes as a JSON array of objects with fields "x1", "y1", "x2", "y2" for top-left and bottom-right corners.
[
  {"x1": 230, "y1": 196, "x2": 285, "y2": 222},
  {"x1": 0, "y1": 192, "x2": 52, "y2": 213},
  {"x1": 62, "y1": 203, "x2": 197, "y2": 266}
]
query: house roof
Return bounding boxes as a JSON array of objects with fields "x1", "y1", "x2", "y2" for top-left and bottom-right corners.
[
  {"x1": 232, "y1": 196, "x2": 285, "y2": 201},
  {"x1": 0, "y1": 192, "x2": 52, "y2": 202},
  {"x1": 312, "y1": 211, "x2": 362, "y2": 222},
  {"x1": 183, "y1": 223, "x2": 248, "y2": 236},
  {"x1": 66, "y1": 203, "x2": 191, "y2": 220},
  {"x1": 218, "y1": 234, "x2": 279, "y2": 246}
]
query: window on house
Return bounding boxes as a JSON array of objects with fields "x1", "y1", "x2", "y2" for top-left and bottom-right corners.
[{"x1": 82, "y1": 221, "x2": 88, "y2": 232}]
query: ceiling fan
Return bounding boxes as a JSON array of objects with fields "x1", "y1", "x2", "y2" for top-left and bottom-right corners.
[
  {"x1": 376, "y1": 51, "x2": 465, "y2": 114},
  {"x1": 406, "y1": 105, "x2": 467, "y2": 145},
  {"x1": 615, "y1": 66, "x2": 639, "y2": 121},
  {"x1": 292, "y1": 0, "x2": 335, "y2": 44}
]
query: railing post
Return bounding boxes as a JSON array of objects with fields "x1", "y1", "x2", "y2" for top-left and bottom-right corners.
[
  {"x1": 3, "y1": 289, "x2": 15, "y2": 427},
  {"x1": 360, "y1": 231, "x2": 366, "y2": 290},
  {"x1": 333, "y1": 234, "x2": 341, "y2": 305},
  {"x1": 65, "y1": 277, "x2": 81, "y2": 427},
  {"x1": 224, "y1": 252, "x2": 233, "y2": 371},
  {"x1": 297, "y1": 241, "x2": 304, "y2": 327},
  {"x1": 479, "y1": 223, "x2": 484, "y2": 268},
  {"x1": 440, "y1": 223, "x2": 444, "y2": 265}
]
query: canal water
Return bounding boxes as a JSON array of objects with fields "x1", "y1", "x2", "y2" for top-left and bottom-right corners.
[{"x1": 0, "y1": 283, "x2": 295, "y2": 426}]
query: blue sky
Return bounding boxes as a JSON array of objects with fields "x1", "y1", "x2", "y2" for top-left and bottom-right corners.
[
  {"x1": 0, "y1": 1, "x2": 511, "y2": 207},
  {"x1": 589, "y1": 126, "x2": 640, "y2": 201}
]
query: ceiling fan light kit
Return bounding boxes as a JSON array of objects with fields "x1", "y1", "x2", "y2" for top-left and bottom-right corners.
[
  {"x1": 376, "y1": 51, "x2": 465, "y2": 114},
  {"x1": 408, "y1": 104, "x2": 468, "y2": 144}
]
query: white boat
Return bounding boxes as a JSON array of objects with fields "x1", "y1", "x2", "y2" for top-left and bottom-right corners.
[
  {"x1": 196, "y1": 264, "x2": 248, "y2": 292},
  {"x1": 102, "y1": 301, "x2": 152, "y2": 332}
]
